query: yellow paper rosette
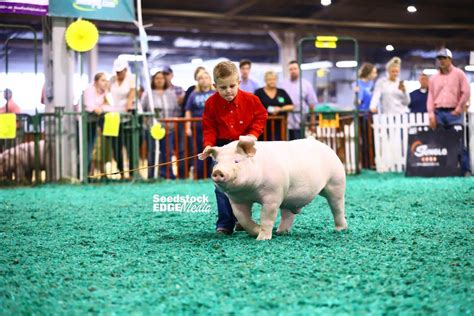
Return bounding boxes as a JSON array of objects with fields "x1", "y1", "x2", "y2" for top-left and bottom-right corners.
[
  {"x1": 150, "y1": 123, "x2": 166, "y2": 140},
  {"x1": 65, "y1": 19, "x2": 99, "y2": 52}
]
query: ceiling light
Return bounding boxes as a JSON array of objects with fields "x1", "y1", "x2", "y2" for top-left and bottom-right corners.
[
  {"x1": 147, "y1": 35, "x2": 162, "y2": 42},
  {"x1": 118, "y1": 54, "x2": 143, "y2": 62},
  {"x1": 423, "y1": 69, "x2": 438, "y2": 75},
  {"x1": 385, "y1": 44, "x2": 394, "y2": 51},
  {"x1": 407, "y1": 5, "x2": 417, "y2": 13},
  {"x1": 335, "y1": 60, "x2": 358, "y2": 68},
  {"x1": 321, "y1": 0, "x2": 331, "y2": 6},
  {"x1": 465, "y1": 65, "x2": 474, "y2": 72},
  {"x1": 300, "y1": 61, "x2": 333, "y2": 70},
  {"x1": 191, "y1": 58, "x2": 203, "y2": 65}
]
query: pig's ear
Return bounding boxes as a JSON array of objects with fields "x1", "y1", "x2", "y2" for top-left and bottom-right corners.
[
  {"x1": 237, "y1": 135, "x2": 257, "y2": 157},
  {"x1": 198, "y1": 146, "x2": 218, "y2": 160}
]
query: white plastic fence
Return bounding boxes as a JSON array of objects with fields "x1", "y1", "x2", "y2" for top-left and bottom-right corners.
[
  {"x1": 373, "y1": 112, "x2": 474, "y2": 173},
  {"x1": 313, "y1": 122, "x2": 357, "y2": 174},
  {"x1": 372, "y1": 113, "x2": 429, "y2": 172}
]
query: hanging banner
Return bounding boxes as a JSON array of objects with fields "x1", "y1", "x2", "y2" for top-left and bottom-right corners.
[
  {"x1": 103, "y1": 112, "x2": 120, "y2": 137},
  {"x1": 49, "y1": 0, "x2": 135, "y2": 22},
  {"x1": 0, "y1": 0, "x2": 48, "y2": 16},
  {"x1": 0, "y1": 113, "x2": 17, "y2": 139}
]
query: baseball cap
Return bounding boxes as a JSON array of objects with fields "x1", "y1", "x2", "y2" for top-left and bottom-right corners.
[
  {"x1": 436, "y1": 48, "x2": 452, "y2": 59},
  {"x1": 113, "y1": 58, "x2": 129, "y2": 72},
  {"x1": 162, "y1": 65, "x2": 173, "y2": 74}
]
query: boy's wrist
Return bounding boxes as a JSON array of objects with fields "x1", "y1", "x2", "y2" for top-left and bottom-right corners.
[{"x1": 246, "y1": 134, "x2": 257, "y2": 141}]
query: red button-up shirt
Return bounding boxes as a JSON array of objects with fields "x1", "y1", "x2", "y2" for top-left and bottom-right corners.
[{"x1": 202, "y1": 89, "x2": 268, "y2": 148}]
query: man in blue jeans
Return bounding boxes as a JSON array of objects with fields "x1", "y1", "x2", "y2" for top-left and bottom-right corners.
[{"x1": 427, "y1": 48, "x2": 471, "y2": 176}]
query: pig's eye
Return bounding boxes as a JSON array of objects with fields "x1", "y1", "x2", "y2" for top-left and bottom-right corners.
[{"x1": 234, "y1": 160, "x2": 240, "y2": 164}]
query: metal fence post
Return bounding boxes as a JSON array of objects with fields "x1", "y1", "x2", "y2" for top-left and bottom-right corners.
[
  {"x1": 55, "y1": 107, "x2": 63, "y2": 180},
  {"x1": 132, "y1": 112, "x2": 140, "y2": 180},
  {"x1": 33, "y1": 110, "x2": 41, "y2": 183}
]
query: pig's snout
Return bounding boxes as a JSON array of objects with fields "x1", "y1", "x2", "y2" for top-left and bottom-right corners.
[{"x1": 211, "y1": 169, "x2": 226, "y2": 183}]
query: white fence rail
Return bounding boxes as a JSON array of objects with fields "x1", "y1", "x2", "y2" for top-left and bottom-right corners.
[
  {"x1": 373, "y1": 112, "x2": 474, "y2": 173},
  {"x1": 313, "y1": 122, "x2": 357, "y2": 174},
  {"x1": 372, "y1": 113, "x2": 429, "y2": 172}
]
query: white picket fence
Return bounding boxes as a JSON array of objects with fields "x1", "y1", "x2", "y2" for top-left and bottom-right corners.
[
  {"x1": 372, "y1": 113, "x2": 429, "y2": 172},
  {"x1": 372, "y1": 112, "x2": 474, "y2": 173},
  {"x1": 312, "y1": 122, "x2": 357, "y2": 174}
]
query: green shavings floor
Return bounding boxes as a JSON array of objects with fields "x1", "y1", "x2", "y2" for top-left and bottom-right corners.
[{"x1": 1, "y1": 171, "x2": 473, "y2": 314}]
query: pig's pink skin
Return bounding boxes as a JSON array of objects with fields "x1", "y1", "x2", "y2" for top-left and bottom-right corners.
[
  {"x1": 0, "y1": 140, "x2": 45, "y2": 181},
  {"x1": 204, "y1": 135, "x2": 347, "y2": 240}
]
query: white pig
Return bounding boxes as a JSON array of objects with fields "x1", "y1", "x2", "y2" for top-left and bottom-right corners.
[{"x1": 199, "y1": 135, "x2": 347, "y2": 240}]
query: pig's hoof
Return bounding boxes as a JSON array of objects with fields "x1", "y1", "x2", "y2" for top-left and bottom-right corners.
[
  {"x1": 276, "y1": 230, "x2": 290, "y2": 235},
  {"x1": 256, "y1": 233, "x2": 272, "y2": 240},
  {"x1": 335, "y1": 225, "x2": 348, "y2": 231}
]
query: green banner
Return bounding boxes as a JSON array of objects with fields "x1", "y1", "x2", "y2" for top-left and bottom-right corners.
[{"x1": 49, "y1": 0, "x2": 135, "y2": 22}]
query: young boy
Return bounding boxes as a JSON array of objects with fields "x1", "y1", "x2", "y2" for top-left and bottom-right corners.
[{"x1": 201, "y1": 61, "x2": 267, "y2": 235}]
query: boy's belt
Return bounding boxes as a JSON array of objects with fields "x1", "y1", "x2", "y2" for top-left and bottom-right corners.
[{"x1": 216, "y1": 139, "x2": 234, "y2": 146}]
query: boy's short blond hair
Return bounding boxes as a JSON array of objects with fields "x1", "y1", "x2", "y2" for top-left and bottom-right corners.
[{"x1": 213, "y1": 61, "x2": 239, "y2": 82}]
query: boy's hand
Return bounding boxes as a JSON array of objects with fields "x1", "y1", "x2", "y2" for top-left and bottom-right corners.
[
  {"x1": 244, "y1": 134, "x2": 257, "y2": 141},
  {"x1": 198, "y1": 146, "x2": 217, "y2": 160}
]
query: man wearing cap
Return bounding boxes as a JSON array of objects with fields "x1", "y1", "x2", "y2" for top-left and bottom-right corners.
[
  {"x1": 427, "y1": 48, "x2": 471, "y2": 176},
  {"x1": 0, "y1": 89, "x2": 21, "y2": 114},
  {"x1": 162, "y1": 65, "x2": 188, "y2": 178},
  {"x1": 107, "y1": 58, "x2": 136, "y2": 177},
  {"x1": 162, "y1": 65, "x2": 185, "y2": 105}
]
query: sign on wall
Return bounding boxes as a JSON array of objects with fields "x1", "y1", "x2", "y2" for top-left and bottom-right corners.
[
  {"x1": 406, "y1": 126, "x2": 462, "y2": 177},
  {"x1": 0, "y1": 0, "x2": 48, "y2": 16},
  {"x1": 49, "y1": 0, "x2": 135, "y2": 22}
]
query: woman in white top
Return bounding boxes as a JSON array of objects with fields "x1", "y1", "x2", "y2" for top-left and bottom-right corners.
[
  {"x1": 109, "y1": 59, "x2": 135, "y2": 113},
  {"x1": 370, "y1": 57, "x2": 410, "y2": 114},
  {"x1": 107, "y1": 58, "x2": 136, "y2": 177}
]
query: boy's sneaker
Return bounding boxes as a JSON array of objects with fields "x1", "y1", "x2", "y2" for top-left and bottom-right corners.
[{"x1": 216, "y1": 227, "x2": 233, "y2": 235}]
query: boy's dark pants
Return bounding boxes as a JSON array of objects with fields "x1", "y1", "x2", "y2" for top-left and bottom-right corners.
[{"x1": 214, "y1": 139, "x2": 237, "y2": 231}]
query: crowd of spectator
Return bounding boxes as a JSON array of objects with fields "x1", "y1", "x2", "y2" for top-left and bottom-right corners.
[{"x1": 1, "y1": 47, "x2": 471, "y2": 179}]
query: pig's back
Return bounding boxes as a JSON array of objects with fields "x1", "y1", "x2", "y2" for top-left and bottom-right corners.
[
  {"x1": 256, "y1": 138, "x2": 342, "y2": 173},
  {"x1": 289, "y1": 138, "x2": 343, "y2": 178},
  {"x1": 255, "y1": 138, "x2": 344, "y2": 202}
]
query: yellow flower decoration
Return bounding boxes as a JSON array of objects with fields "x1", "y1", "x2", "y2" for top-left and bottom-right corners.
[
  {"x1": 150, "y1": 123, "x2": 166, "y2": 140},
  {"x1": 65, "y1": 19, "x2": 99, "y2": 52},
  {"x1": 317, "y1": 68, "x2": 327, "y2": 78}
]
